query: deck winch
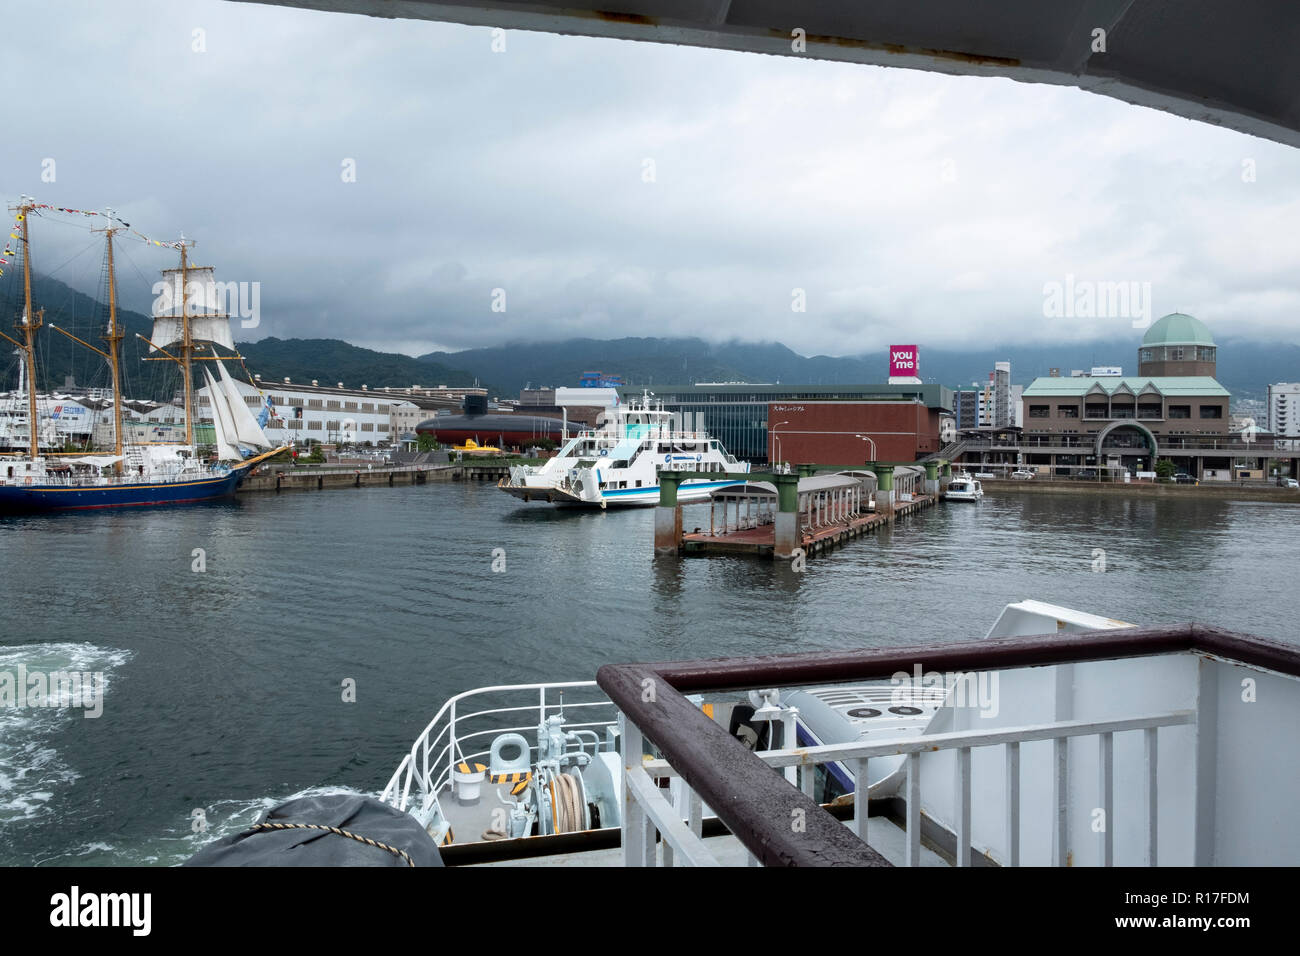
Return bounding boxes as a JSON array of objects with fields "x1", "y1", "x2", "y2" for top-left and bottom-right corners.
[{"x1": 481, "y1": 713, "x2": 614, "y2": 840}]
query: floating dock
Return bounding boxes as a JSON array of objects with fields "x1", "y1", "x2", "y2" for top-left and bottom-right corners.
[
  {"x1": 656, "y1": 462, "x2": 947, "y2": 560},
  {"x1": 681, "y1": 493, "x2": 934, "y2": 558}
]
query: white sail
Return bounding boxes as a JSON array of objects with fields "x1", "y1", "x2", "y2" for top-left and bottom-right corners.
[
  {"x1": 202, "y1": 367, "x2": 245, "y2": 461},
  {"x1": 215, "y1": 360, "x2": 271, "y2": 449},
  {"x1": 150, "y1": 267, "x2": 236, "y2": 352}
]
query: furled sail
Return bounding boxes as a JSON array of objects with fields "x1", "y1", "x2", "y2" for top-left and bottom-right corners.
[
  {"x1": 215, "y1": 359, "x2": 271, "y2": 449},
  {"x1": 202, "y1": 367, "x2": 245, "y2": 461},
  {"x1": 150, "y1": 267, "x2": 236, "y2": 352}
]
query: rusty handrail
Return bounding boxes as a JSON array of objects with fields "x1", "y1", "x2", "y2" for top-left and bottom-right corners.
[{"x1": 597, "y1": 622, "x2": 1299, "y2": 867}]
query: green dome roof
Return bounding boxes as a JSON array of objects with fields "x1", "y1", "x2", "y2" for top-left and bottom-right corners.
[{"x1": 1142, "y1": 313, "x2": 1215, "y2": 347}]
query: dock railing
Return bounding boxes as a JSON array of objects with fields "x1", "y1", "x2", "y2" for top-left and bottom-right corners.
[{"x1": 598, "y1": 623, "x2": 1300, "y2": 867}]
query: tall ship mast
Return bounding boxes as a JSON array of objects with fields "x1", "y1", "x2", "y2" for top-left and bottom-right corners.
[{"x1": 0, "y1": 198, "x2": 286, "y2": 512}]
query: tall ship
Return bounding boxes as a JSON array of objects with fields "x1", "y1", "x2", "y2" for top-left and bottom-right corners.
[
  {"x1": 497, "y1": 392, "x2": 750, "y2": 507},
  {"x1": 0, "y1": 198, "x2": 284, "y2": 512}
]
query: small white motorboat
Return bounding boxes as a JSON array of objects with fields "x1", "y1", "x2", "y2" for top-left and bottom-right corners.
[{"x1": 944, "y1": 473, "x2": 984, "y2": 501}]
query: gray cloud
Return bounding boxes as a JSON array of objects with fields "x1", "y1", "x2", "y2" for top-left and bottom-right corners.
[{"x1": 4, "y1": 0, "x2": 1298, "y2": 360}]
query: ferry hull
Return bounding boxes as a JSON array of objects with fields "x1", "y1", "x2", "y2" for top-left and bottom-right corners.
[{"x1": 498, "y1": 479, "x2": 747, "y2": 508}]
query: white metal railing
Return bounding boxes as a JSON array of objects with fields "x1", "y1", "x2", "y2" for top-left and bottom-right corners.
[
  {"x1": 621, "y1": 718, "x2": 720, "y2": 867},
  {"x1": 380, "y1": 681, "x2": 616, "y2": 820},
  {"x1": 628, "y1": 709, "x2": 1194, "y2": 867}
]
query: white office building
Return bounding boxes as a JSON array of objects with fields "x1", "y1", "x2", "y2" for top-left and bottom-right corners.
[
  {"x1": 974, "y1": 362, "x2": 1015, "y2": 428},
  {"x1": 197, "y1": 378, "x2": 421, "y2": 446},
  {"x1": 1268, "y1": 383, "x2": 1300, "y2": 438}
]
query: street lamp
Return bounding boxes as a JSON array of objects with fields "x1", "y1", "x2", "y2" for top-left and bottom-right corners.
[
  {"x1": 855, "y1": 434, "x2": 877, "y2": 462},
  {"x1": 770, "y1": 421, "x2": 788, "y2": 469}
]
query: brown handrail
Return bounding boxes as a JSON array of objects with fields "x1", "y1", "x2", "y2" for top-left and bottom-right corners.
[{"x1": 597, "y1": 622, "x2": 1299, "y2": 867}]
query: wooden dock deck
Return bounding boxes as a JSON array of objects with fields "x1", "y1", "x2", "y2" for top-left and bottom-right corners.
[{"x1": 680, "y1": 493, "x2": 936, "y2": 559}]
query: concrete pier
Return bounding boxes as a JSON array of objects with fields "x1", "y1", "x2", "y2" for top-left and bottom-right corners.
[
  {"x1": 654, "y1": 475, "x2": 683, "y2": 554},
  {"x1": 773, "y1": 474, "x2": 801, "y2": 559},
  {"x1": 875, "y1": 465, "x2": 895, "y2": 515},
  {"x1": 238, "y1": 462, "x2": 510, "y2": 493}
]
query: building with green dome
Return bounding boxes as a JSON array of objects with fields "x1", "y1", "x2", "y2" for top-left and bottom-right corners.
[
  {"x1": 1138, "y1": 312, "x2": 1218, "y2": 377},
  {"x1": 1013, "y1": 313, "x2": 1245, "y2": 479}
]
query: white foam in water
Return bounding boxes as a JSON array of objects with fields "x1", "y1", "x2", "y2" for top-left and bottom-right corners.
[{"x1": 0, "y1": 643, "x2": 132, "y2": 825}]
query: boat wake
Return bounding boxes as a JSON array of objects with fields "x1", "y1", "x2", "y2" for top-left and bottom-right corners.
[{"x1": 0, "y1": 642, "x2": 132, "y2": 825}]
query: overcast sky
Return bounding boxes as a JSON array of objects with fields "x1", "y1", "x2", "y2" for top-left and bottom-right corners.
[{"x1": 4, "y1": 0, "x2": 1299, "y2": 358}]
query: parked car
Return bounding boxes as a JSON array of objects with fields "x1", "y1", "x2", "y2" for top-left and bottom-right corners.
[
  {"x1": 973, "y1": 472, "x2": 996, "y2": 479},
  {"x1": 1279, "y1": 477, "x2": 1300, "y2": 489},
  {"x1": 1173, "y1": 472, "x2": 1197, "y2": 484},
  {"x1": 1010, "y1": 470, "x2": 1035, "y2": 480},
  {"x1": 1075, "y1": 469, "x2": 1098, "y2": 480}
]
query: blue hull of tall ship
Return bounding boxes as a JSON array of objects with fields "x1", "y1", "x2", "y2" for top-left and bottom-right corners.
[{"x1": 0, "y1": 465, "x2": 255, "y2": 514}]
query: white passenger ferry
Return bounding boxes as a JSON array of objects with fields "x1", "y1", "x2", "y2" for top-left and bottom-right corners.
[{"x1": 498, "y1": 393, "x2": 750, "y2": 507}]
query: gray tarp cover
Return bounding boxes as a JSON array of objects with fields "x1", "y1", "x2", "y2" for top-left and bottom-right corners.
[{"x1": 185, "y1": 793, "x2": 443, "y2": 867}]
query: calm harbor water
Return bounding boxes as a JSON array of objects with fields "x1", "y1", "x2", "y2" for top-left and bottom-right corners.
[{"x1": 1, "y1": 481, "x2": 1297, "y2": 865}]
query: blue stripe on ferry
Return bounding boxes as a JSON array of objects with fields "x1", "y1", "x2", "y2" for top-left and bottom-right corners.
[
  {"x1": 601, "y1": 480, "x2": 746, "y2": 497},
  {"x1": 796, "y1": 723, "x2": 856, "y2": 795}
]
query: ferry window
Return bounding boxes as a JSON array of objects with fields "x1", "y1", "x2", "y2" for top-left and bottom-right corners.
[
  {"x1": 636, "y1": 480, "x2": 642, "y2": 487},
  {"x1": 814, "y1": 763, "x2": 850, "y2": 804}
]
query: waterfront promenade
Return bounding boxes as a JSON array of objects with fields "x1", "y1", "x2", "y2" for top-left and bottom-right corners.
[{"x1": 980, "y1": 478, "x2": 1300, "y2": 504}]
